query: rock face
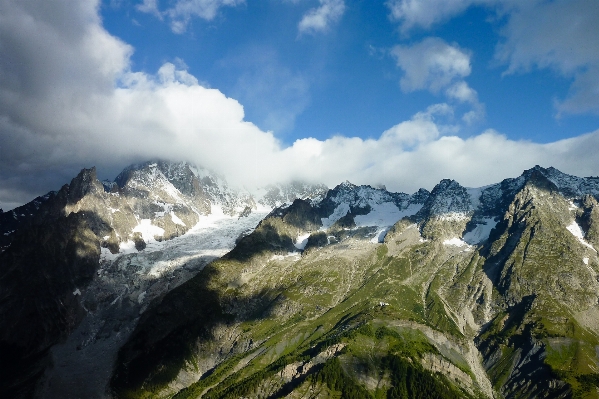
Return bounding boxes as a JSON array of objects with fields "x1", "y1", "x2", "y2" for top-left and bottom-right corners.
[
  {"x1": 0, "y1": 161, "x2": 329, "y2": 399},
  {"x1": 110, "y1": 166, "x2": 599, "y2": 399},
  {"x1": 5, "y1": 164, "x2": 599, "y2": 399}
]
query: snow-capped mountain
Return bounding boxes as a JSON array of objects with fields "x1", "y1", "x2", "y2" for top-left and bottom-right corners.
[
  {"x1": 111, "y1": 165, "x2": 599, "y2": 399},
  {"x1": 0, "y1": 160, "x2": 326, "y2": 398},
  {"x1": 3, "y1": 164, "x2": 599, "y2": 399}
]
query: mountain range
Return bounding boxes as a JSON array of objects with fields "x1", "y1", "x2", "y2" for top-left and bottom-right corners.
[{"x1": 2, "y1": 162, "x2": 599, "y2": 399}]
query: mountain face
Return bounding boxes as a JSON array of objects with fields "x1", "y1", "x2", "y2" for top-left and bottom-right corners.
[
  {"x1": 0, "y1": 161, "x2": 325, "y2": 399},
  {"x1": 108, "y1": 166, "x2": 599, "y2": 399},
  {"x1": 3, "y1": 165, "x2": 599, "y2": 399}
]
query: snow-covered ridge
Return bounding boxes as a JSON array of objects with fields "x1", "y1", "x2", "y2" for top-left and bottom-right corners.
[
  {"x1": 100, "y1": 206, "x2": 271, "y2": 277},
  {"x1": 317, "y1": 183, "x2": 427, "y2": 237},
  {"x1": 544, "y1": 166, "x2": 599, "y2": 198}
]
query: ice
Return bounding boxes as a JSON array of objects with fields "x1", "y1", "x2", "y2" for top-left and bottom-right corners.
[
  {"x1": 466, "y1": 187, "x2": 484, "y2": 209},
  {"x1": 321, "y1": 200, "x2": 421, "y2": 231},
  {"x1": 355, "y1": 202, "x2": 421, "y2": 228},
  {"x1": 101, "y1": 208, "x2": 270, "y2": 279},
  {"x1": 438, "y1": 212, "x2": 469, "y2": 221},
  {"x1": 463, "y1": 218, "x2": 498, "y2": 245}
]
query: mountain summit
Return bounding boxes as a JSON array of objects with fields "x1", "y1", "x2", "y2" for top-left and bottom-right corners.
[{"x1": 2, "y1": 164, "x2": 599, "y2": 398}]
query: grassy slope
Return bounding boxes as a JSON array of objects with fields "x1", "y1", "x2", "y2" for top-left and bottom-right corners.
[{"x1": 112, "y1": 182, "x2": 599, "y2": 398}]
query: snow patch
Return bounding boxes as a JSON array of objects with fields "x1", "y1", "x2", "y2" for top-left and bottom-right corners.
[
  {"x1": 443, "y1": 237, "x2": 470, "y2": 248},
  {"x1": 463, "y1": 218, "x2": 498, "y2": 245},
  {"x1": 321, "y1": 203, "x2": 351, "y2": 229},
  {"x1": 170, "y1": 211, "x2": 186, "y2": 226},
  {"x1": 567, "y1": 221, "x2": 597, "y2": 252},
  {"x1": 73, "y1": 288, "x2": 81, "y2": 296},
  {"x1": 294, "y1": 233, "x2": 311, "y2": 250},
  {"x1": 466, "y1": 187, "x2": 484, "y2": 209},
  {"x1": 321, "y1": 201, "x2": 422, "y2": 231},
  {"x1": 133, "y1": 219, "x2": 165, "y2": 242},
  {"x1": 583, "y1": 257, "x2": 589, "y2": 265},
  {"x1": 356, "y1": 203, "x2": 421, "y2": 228},
  {"x1": 138, "y1": 291, "x2": 147, "y2": 304},
  {"x1": 371, "y1": 227, "x2": 391, "y2": 243}
]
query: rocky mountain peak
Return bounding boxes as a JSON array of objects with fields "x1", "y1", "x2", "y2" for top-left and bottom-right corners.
[
  {"x1": 6, "y1": 163, "x2": 599, "y2": 399},
  {"x1": 67, "y1": 166, "x2": 103, "y2": 204},
  {"x1": 416, "y1": 178, "x2": 472, "y2": 220}
]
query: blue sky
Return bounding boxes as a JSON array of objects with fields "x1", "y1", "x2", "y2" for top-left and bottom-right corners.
[
  {"x1": 102, "y1": 0, "x2": 595, "y2": 143},
  {"x1": 1, "y1": 0, "x2": 599, "y2": 210}
]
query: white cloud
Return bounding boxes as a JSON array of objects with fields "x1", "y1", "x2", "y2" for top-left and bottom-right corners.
[
  {"x1": 386, "y1": 0, "x2": 599, "y2": 116},
  {"x1": 391, "y1": 38, "x2": 471, "y2": 93},
  {"x1": 446, "y1": 81, "x2": 476, "y2": 104},
  {"x1": 385, "y1": 0, "x2": 496, "y2": 33},
  {"x1": 136, "y1": 0, "x2": 162, "y2": 18},
  {"x1": 298, "y1": 0, "x2": 345, "y2": 35},
  {"x1": 494, "y1": 0, "x2": 599, "y2": 116},
  {"x1": 391, "y1": 38, "x2": 483, "y2": 124},
  {"x1": 1, "y1": 0, "x2": 599, "y2": 211},
  {"x1": 445, "y1": 81, "x2": 485, "y2": 124},
  {"x1": 136, "y1": 0, "x2": 245, "y2": 33}
]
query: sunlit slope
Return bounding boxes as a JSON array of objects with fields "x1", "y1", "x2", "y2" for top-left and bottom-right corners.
[{"x1": 111, "y1": 167, "x2": 599, "y2": 399}]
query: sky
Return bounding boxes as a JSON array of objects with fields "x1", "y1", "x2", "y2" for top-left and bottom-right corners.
[{"x1": 1, "y1": 0, "x2": 599, "y2": 210}]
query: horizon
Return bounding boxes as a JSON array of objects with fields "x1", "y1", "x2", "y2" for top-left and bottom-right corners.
[
  {"x1": 1, "y1": 161, "x2": 592, "y2": 213},
  {"x1": 1, "y1": 0, "x2": 599, "y2": 210}
]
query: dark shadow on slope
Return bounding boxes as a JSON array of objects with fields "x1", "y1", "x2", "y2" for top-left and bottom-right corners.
[
  {"x1": 0, "y1": 210, "x2": 106, "y2": 399},
  {"x1": 110, "y1": 265, "x2": 225, "y2": 396},
  {"x1": 225, "y1": 222, "x2": 296, "y2": 262},
  {"x1": 225, "y1": 199, "x2": 323, "y2": 262},
  {"x1": 479, "y1": 217, "x2": 530, "y2": 296},
  {"x1": 110, "y1": 209, "x2": 310, "y2": 397}
]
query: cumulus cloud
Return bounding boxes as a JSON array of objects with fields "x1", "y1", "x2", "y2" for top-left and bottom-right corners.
[
  {"x1": 391, "y1": 38, "x2": 471, "y2": 93},
  {"x1": 391, "y1": 38, "x2": 483, "y2": 123},
  {"x1": 298, "y1": 0, "x2": 345, "y2": 35},
  {"x1": 386, "y1": 0, "x2": 599, "y2": 117},
  {"x1": 1, "y1": 0, "x2": 599, "y2": 211}
]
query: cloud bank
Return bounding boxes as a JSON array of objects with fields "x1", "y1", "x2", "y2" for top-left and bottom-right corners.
[{"x1": 1, "y1": 0, "x2": 599, "y2": 211}]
